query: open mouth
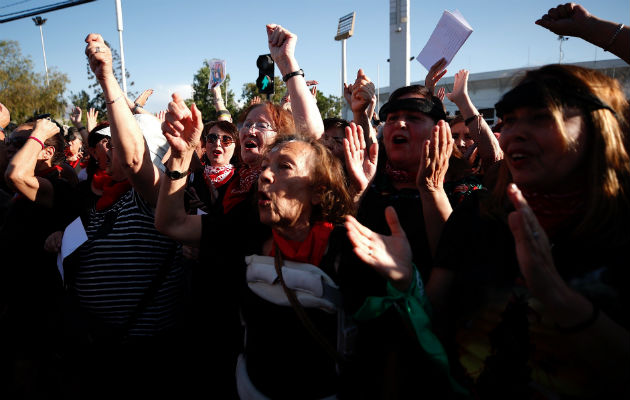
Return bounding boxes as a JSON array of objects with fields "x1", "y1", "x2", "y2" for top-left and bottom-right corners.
[
  {"x1": 258, "y1": 191, "x2": 271, "y2": 206},
  {"x1": 213, "y1": 150, "x2": 222, "y2": 156},
  {"x1": 392, "y1": 135, "x2": 408, "y2": 144},
  {"x1": 245, "y1": 142, "x2": 258, "y2": 149}
]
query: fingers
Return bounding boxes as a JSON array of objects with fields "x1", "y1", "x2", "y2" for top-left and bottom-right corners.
[
  {"x1": 384, "y1": 206, "x2": 405, "y2": 237},
  {"x1": 345, "y1": 214, "x2": 376, "y2": 250},
  {"x1": 190, "y1": 103, "x2": 204, "y2": 131}
]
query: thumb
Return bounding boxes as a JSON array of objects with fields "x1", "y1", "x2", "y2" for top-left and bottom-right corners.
[
  {"x1": 384, "y1": 206, "x2": 406, "y2": 237},
  {"x1": 368, "y1": 141, "x2": 379, "y2": 164}
]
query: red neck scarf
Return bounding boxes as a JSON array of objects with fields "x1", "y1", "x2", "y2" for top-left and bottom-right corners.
[
  {"x1": 92, "y1": 169, "x2": 132, "y2": 211},
  {"x1": 203, "y1": 164, "x2": 235, "y2": 189},
  {"x1": 521, "y1": 188, "x2": 586, "y2": 238},
  {"x1": 222, "y1": 165, "x2": 261, "y2": 214},
  {"x1": 270, "y1": 221, "x2": 334, "y2": 266},
  {"x1": 385, "y1": 161, "x2": 412, "y2": 184},
  {"x1": 67, "y1": 159, "x2": 81, "y2": 169}
]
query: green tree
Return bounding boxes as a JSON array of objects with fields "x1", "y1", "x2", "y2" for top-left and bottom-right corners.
[
  {"x1": 315, "y1": 92, "x2": 342, "y2": 119},
  {"x1": 240, "y1": 76, "x2": 287, "y2": 105},
  {"x1": 0, "y1": 40, "x2": 69, "y2": 124},
  {"x1": 187, "y1": 60, "x2": 238, "y2": 122}
]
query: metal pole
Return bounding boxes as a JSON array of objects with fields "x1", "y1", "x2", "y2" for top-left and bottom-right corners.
[
  {"x1": 115, "y1": 0, "x2": 127, "y2": 96},
  {"x1": 341, "y1": 39, "x2": 348, "y2": 119},
  {"x1": 377, "y1": 64, "x2": 380, "y2": 111},
  {"x1": 38, "y1": 24, "x2": 49, "y2": 87}
]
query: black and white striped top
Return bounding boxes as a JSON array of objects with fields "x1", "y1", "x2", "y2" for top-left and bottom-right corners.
[{"x1": 71, "y1": 189, "x2": 184, "y2": 337}]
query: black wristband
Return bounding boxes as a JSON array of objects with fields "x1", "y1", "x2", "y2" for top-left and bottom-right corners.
[
  {"x1": 217, "y1": 110, "x2": 231, "y2": 116},
  {"x1": 555, "y1": 304, "x2": 600, "y2": 334},
  {"x1": 282, "y1": 69, "x2": 304, "y2": 82}
]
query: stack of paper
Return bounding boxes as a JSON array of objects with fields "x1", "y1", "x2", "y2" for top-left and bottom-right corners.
[{"x1": 417, "y1": 10, "x2": 473, "y2": 71}]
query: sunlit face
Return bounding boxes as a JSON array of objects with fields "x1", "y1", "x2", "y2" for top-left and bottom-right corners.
[
  {"x1": 322, "y1": 126, "x2": 346, "y2": 162},
  {"x1": 257, "y1": 141, "x2": 317, "y2": 229},
  {"x1": 239, "y1": 106, "x2": 277, "y2": 167},
  {"x1": 451, "y1": 122, "x2": 474, "y2": 155},
  {"x1": 67, "y1": 138, "x2": 83, "y2": 159},
  {"x1": 205, "y1": 126, "x2": 235, "y2": 167},
  {"x1": 499, "y1": 106, "x2": 587, "y2": 191},
  {"x1": 383, "y1": 94, "x2": 435, "y2": 171}
]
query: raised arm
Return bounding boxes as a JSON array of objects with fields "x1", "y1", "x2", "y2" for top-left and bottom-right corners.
[
  {"x1": 348, "y1": 69, "x2": 377, "y2": 147},
  {"x1": 446, "y1": 70, "x2": 503, "y2": 167},
  {"x1": 536, "y1": 3, "x2": 629, "y2": 65},
  {"x1": 70, "y1": 106, "x2": 89, "y2": 143},
  {"x1": 5, "y1": 119, "x2": 59, "y2": 207},
  {"x1": 154, "y1": 93, "x2": 204, "y2": 247},
  {"x1": 267, "y1": 24, "x2": 324, "y2": 139},
  {"x1": 85, "y1": 33, "x2": 161, "y2": 206},
  {"x1": 212, "y1": 85, "x2": 232, "y2": 122},
  {"x1": 416, "y1": 121, "x2": 454, "y2": 258}
]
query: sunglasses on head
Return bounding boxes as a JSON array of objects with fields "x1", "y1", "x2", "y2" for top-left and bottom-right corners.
[{"x1": 206, "y1": 133, "x2": 234, "y2": 145}]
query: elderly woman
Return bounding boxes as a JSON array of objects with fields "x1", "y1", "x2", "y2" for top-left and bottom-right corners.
[
  {"x1": 429, "y1": 64, "x2": 630, "y2": 398},
  {"x1": 156, "y1": 91, "x2": 457, "y2": 397}
]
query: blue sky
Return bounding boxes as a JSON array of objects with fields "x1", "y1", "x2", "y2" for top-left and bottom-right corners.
[{"x1": 1, "y1": 0, "x2": 628, "y2": 114}]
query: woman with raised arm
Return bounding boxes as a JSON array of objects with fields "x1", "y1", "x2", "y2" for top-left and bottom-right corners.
[
  {"x1": 54, "y1": 34, "x2": 187, "y2": 399},
  {"x1": 429, "y1": 64, "x2": 630, "y2": 398},
  {"x1": 1, "y1": 116, "x2": 79, "y2": 397}
]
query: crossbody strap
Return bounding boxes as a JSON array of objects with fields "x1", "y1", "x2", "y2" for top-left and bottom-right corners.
[{"x1": 273, "y1": 244, "x2": 347, "y2": 365}]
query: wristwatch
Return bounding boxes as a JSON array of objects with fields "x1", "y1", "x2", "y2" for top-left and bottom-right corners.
[{"x1": 164, "y1": 166, "x2": 190, "y2": 180}]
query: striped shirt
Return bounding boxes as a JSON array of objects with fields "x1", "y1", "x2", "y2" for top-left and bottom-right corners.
[{"x1": 70, "y1": 189, "x2": 184, "y2": 337}]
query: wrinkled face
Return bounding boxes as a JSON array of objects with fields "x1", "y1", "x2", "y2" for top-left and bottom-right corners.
[
  {"x1": 257, "y1": 141, "x2": 317, "y2": 229},
  {"x1": 499, "y1": 106, "x2": 587, "y2": 191},
  {"x1": 383, "y1": 94, "x2": 435, "y2": 171},
  {"x1": 205, "y1": 126, "x2": 235, "y2": 167},
  {"x1": 451, "y1": 122, "x2": 474, "y2": 155},
  {"x1": 239, "y1": 106, "x2": 277, "y2": 167},
  {"x1": 67, "y1": 138, "x2": 83, "y2": 158},
  {"x1": 322, "y1": 126, "x2": 346, "y2": 162}
]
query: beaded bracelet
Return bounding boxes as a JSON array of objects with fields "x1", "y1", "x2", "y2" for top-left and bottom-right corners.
[
  {"x1": 106, "y1": 94, "x2": 124, "y2": 105},
  {"x1": 604, "y1": 24, "x2": 624, "y2": 52}
]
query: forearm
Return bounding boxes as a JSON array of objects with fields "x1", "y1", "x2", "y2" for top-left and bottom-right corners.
[
  {"x1": 419, "y1": 189, "x2": 452, "y2": 257},
  {"x1": 6, "y1": 137, "x2": 52, "y2": 206},
  {"x1": 352, "y1": 110, "x2": 376, "y2": 148},
  {"x1": 579, "y1": 16, "x2": 629, "y2": 64},
  {"x1": 155, "y1": 150, "x2": 201, "y2": 246},
  {"x1": 279, "y1": 59, "x2": 324, "y2": 139},
  {"x1": 453, "y1": 96, "x2": 503, "y2": 166}
]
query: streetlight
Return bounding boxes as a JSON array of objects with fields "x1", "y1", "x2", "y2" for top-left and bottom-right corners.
[
  {"x1": 335, "y1": 12, "x2": 356, "y2": 120},
  {"x1": 32, "y1": 16, "x2": 49, "y2": 87}
]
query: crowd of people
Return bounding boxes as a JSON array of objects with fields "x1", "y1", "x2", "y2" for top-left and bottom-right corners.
[{"x1": 0, "y1": 3, "x2": 629, "y2": 399}]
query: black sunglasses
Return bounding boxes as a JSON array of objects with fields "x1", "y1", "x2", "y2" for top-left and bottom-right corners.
[{"x1": 206, "y1": 133, "x2": 234, "y2": 145}]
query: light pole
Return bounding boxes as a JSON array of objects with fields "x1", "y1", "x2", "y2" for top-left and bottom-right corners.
[
  {"x1": 32, "y1": 16, "x2": 49, "y2": 87},
  {"x1": 558, "y1": 35, "x2": 569, "y2": 63},
  {"x1": 335, "y1": 12, "x2": 356, "y2": 120},
  {"x1": 115, "y1": 0, "x2": 127, "y2": 96}
]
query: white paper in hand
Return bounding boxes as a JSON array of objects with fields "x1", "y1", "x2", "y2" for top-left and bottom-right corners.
[
  {"x1": 56, "y1": 217, "x2": 88, "y2": 284},
  {"x1": 417, "y1": 10, "x2": 473, "y2": 71}
]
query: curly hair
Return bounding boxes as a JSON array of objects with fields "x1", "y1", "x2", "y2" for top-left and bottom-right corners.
[{"x1": 266, "y1": 134, "x2": 355, "y2": 224}]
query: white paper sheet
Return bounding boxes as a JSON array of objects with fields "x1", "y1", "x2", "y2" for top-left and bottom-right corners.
[
  {"x1": 56, "y1": 217, "x2": 88, "y2": 283},
  {"x1": 417, "y1": 9, "x2": 473, "y2": 71}
]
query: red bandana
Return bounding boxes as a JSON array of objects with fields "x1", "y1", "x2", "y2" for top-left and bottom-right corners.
[
  {"x1": 521, "y1": 188, "x2": 585, "y2": 237},
  {"x1": 203, "y1": 164, "x2": 235, "y2": 189},
  {"x1": 385, "y1": 161, "x2": 412, "y2": 183},
  {"x1": 222, "y1": 166, "x2": 261, "y2": 214},
  {"x1": 270, "y1": 221, "x2": 334, "y2": 266},
  {"x1": 67, "y1": 158, "x2": 80, "y2": 169},
  {"x1": 92, "y1": 169, "x2": 132, "y2": 211}
]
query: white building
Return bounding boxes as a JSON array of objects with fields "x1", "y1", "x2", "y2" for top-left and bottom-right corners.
[{"x1": 377, "y1": 59, "x2": 630, "y2": 126}]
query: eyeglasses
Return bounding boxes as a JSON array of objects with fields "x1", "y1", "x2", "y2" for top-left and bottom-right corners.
[
  {"x1": 206, "y1": 133, "x2": 234, "y2": 145},
  {"x1": 243, "y1": 121, "x2": 274, "y2": 132},
  {"x1": 99, "y1": 137, "x2": 113, "y2": 150}
]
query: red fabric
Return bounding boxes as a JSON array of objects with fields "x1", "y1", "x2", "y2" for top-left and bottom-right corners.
[
  {"x1": 222, "y1": 166, "x2": 261, "y2": 214},
  {"x1": 521, "y1": 188, "x2": 585, "y2": 237},
  {"x1": 203, "y1": 164, "x2": 235, "y2": 189},
  {"x1": 36, "y1": 165, "x2": 63, "y2": 178},
  {"x1": 67, "y1": 158, "x2": 80, "y2": 169},
  {"x1": 270, "y1": 221, "x2": 334, "y2": 266},
  {"x1": 92, "y1": 170, "x2": 132, "y2": 211},
  {"x1": 385, "y1": 161, "x2": 412, "y2": 184}
]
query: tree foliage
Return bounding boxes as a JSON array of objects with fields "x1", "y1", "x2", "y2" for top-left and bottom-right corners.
[{"x1": 0, "y1": 40, "x2": 69, "y2": 124}]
